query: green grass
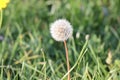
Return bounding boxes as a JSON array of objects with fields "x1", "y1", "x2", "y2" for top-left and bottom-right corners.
[{"x1": 0, "y1": 0, "x2": 120, "y2": 80}]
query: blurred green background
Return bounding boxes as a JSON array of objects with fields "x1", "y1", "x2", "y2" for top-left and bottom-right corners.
[{"x1": 0, "y1": 0, "x2": 120, "y2": 80}]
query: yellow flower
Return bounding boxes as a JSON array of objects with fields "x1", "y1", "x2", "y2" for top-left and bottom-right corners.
[{"x1": 0, "y1": 0, "x2": 10, "y2": 10}]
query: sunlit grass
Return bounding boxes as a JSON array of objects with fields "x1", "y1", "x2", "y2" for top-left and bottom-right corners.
[{"x1": 0, "y1": 0, "x2": 120, "y2": 80}]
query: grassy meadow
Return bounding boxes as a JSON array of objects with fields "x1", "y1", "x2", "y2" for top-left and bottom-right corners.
[{"x1": 0, "y1": 0, "x2": 120, "y2": 80}]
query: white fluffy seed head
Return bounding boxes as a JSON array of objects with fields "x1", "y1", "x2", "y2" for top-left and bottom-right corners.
[{"x1": 50, "y1": 19, "x2": 73, "y2": 41}]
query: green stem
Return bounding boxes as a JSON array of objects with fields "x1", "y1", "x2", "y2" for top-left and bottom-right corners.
[
  {"x1": 64, "y1": 41, "x2": 70, "y2": 80},
  {"x1": 0, "y1": 10, "x2": 3, "y2": 29}
]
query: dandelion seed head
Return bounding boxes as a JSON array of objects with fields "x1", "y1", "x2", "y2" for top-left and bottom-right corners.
[{"x1": 50, "y1": 19, "x2": 73, "y2": 41}]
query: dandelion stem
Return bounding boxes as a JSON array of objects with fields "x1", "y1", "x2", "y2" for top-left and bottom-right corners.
[
  {"x1": 64, "y1": 41, "x2": 70, "y2": 80},
  {"x1": 0, "y1": 10, "x2": 3, "y2": 29}
]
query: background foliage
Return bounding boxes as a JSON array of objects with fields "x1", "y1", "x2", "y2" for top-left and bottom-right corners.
[{"x1": 0, "y1": 0, "x2": 120, "y2": 80}]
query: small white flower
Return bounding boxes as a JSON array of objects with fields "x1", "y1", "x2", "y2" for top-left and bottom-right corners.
[
  {"x1": 76, "y1": 32, "x2": 80, "y2": 39},
  {"x1": 50, "y1": 19, "x2": 73, "y2": 41},
  {"x1": 85, "y1": 34, "x2": 90, "y2": 40}
]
